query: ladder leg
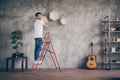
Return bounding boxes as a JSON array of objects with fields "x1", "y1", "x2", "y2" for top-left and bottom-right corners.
[
  {"x1": 49, "y1": 48, "x2": 57, "y2": 69},
  {"x1": 49, "y1": 41, "x2": 61, "y2": 71}
]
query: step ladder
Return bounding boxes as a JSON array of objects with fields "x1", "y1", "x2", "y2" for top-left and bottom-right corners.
[{"x1": 32, "y1": 32, "x2": 61, "y2": 73}]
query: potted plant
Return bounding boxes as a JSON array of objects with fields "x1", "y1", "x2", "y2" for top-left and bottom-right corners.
[{"x1": 11, "y1": 30, "x2": 24, "y2": 58}]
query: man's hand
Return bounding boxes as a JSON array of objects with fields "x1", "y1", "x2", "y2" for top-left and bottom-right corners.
[
  {"x1": 42, "y1": 16, "x2": 48, "y2": 27},
  {"x1": 43, "y1": 22, "x2": 48, "y2": 27}
]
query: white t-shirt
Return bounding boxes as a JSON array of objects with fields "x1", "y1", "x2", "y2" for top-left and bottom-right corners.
[{"x1": 34, "y1": 19, "x2": 44, "y2": 38}]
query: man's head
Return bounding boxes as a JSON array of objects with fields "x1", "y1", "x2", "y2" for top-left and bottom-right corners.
[{"x1": 35, "y1": 12, "x2": 42, "y2": 20}]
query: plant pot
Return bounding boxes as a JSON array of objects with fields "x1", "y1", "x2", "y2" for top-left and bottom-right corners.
[{"x1": 12, "y1": 53, "x2": 24, "y2": 58}]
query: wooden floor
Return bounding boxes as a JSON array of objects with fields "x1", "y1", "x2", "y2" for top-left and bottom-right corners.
[{"x1": 0, "y1": 69, "x2": 120, "y2": 80}]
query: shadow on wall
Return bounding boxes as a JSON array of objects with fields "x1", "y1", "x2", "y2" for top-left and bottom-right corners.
[
  {"x1": 78, "y1": 57, "x2": 88, "y2": 69},
  {"x1": 78, "y1": 43, "x2": 92, "y2": 69},
  {"x1": 98, "y1": 20, "x2": 104, "y2": 69}
]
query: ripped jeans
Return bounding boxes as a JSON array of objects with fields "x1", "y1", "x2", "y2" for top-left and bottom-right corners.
[{"x1": 34, "y1": 38, "x2": 42, "y2": 61}]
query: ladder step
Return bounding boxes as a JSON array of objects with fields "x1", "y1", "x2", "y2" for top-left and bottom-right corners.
[
  {"x1": 42, "y1": 49, "x2": 54, "y2": 53},
  {"x1": 42, "y1": 49, "x2": 48, "y2": 51},
  {"x1": 38, "y1": 55, "x2": 44, "y2": 57},
  {"x1": 33, "y1": 63, "x2": 42, "y2": 65},
  {"x1": 43, "y1": 41, "x2": 51, "y2": 43},
  {"x1": 48, "y1": 50, "x2": 54, "y2": 53},
  {"x1": 41, "y1": 49, "x2": 54, "y2": 54}
]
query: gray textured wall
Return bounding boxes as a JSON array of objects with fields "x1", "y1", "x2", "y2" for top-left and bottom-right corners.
[{"x1": 0, "y1": 0, "x2": 120, "y2": 69}]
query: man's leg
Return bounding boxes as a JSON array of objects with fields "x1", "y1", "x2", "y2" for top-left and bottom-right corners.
[{"x1": 34, "y1": 38, "x2": 43, "y2": 61}]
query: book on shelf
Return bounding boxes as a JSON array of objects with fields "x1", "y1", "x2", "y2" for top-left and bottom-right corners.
[{"x1": 112, "y1": 60, "x2": 120, "y2": 63}]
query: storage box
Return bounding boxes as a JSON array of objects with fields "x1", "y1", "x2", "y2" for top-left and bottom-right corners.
[
  {"x1": 117, "y1": 38, "x2": 120, "y2": 42},
  {"x1": 111, "y1": 47, "x2": 116, "y2": 52}
]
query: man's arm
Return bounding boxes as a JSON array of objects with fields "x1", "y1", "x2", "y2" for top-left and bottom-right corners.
[
  {"x1": 43, "y1": 22, "x2": 48, "y2": 27},
  {"x1": 42, "y1": 16, "x2": 48, "y2": 27}
]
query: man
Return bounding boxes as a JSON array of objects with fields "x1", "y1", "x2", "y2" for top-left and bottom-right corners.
[{"x1": 34, "y1": 12, "x2": 47, "y2": 64}]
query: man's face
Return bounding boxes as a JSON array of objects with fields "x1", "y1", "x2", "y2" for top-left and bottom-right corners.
[{"x1": 37, "y1": 14, "x2": 42, "y2": 20}]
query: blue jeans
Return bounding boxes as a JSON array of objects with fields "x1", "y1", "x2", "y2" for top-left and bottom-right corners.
[{"x1": 34, "y1": 38, "x2": 43, "y2": 61}]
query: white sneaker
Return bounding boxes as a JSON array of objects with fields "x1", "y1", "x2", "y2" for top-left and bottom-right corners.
[{"x1": 34, "y1": 60, "x2": 42, "y2": 64}]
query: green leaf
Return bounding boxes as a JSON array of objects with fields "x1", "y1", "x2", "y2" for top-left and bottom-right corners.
[
  {"x1": 11, "y1": 40, "x2": 17, "y2": 44},
  {"x1": 13, "y1": 46, "x2": 18, "y2": 49},
  {"x1": 11, "y1": 36, "x2": 17, "y2": 40},
  {"x1": 19, "y1": 42, "x2": 23, "y2": 47}
]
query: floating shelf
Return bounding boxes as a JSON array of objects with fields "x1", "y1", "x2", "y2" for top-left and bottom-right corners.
[
  {"x1": 104, "y1": 52, "x2": 120, "y2": 54},
  {"x1": 110, "y1": 41, "x2": 120, "y2": 43},
  {"x1": 102, "y1": 20, "x2": 120, "y2": 23},
  {"x1": 104, "y1": 62, "x2": 120, "y2": 64},
  {"x1": 103, "y1": 31, "x2": 120, "y2": 33}
]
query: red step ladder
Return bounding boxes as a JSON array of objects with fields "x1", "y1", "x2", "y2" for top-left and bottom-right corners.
[{"x1": 32, "y1": 32, "x2": 61, "y2": 73}]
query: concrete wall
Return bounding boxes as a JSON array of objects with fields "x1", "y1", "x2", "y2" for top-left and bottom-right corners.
[{"x1": 0, "y1": 0, "x2": 120, "y2": 69}]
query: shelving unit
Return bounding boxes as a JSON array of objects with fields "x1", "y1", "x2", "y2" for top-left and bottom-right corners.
[{"x1": 102, "y1": 16, "x2": 120, "y2": 70}]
